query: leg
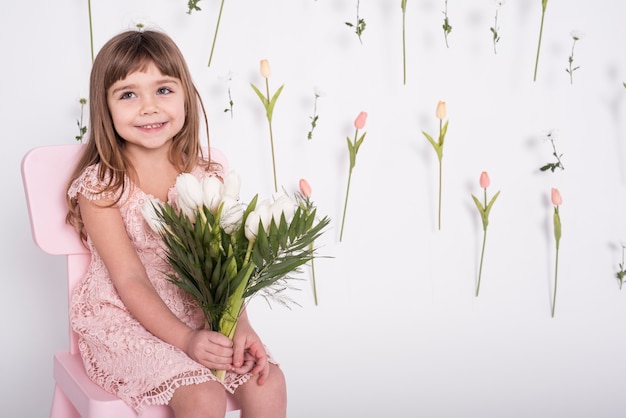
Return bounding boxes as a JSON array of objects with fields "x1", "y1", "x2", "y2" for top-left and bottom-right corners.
[
  {"x1": 169, "y1": 380, "x2": 228, "y2": 418},
  {"x1": 233, "y1": 364, "x2": 287, "y2": 418}
]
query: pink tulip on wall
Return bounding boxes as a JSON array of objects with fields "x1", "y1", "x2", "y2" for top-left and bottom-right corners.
[
  {"x1": 471, "y1": 171, "x2": 501, "y2": 297},
  {"x1": 340, "y1": 111, "x2": 368, "y2": 242}
]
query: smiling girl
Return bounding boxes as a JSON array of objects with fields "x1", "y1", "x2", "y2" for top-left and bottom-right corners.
[{"x1": 65, "y1": 29, "x2": 286, "y2": 418}]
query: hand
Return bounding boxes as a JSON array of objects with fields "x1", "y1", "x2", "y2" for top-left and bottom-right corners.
[
  {"x1": 231, "y1": 351, "x2": 257, "y2": 375},
  {"x1": 184, "y1": 329, "x2": 234, "y2": 371},
  {"x1": 232, "y1": 318, "x2": 270, "y2": 384}
]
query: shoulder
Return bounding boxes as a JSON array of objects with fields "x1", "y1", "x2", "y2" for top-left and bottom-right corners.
[
  {"x1": 192, "y1": 158, "x2": 224, "y2": 181},
  {"x1": 68, "y1": 164, "x2": 120, "y2": 201}
]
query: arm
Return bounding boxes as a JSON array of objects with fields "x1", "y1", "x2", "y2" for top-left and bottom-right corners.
[
  {"x1": 78, "y1": 194, "x2": 234, "y2": 370},
  {"x1": 231, "y1": 308, "x2": 270, "y2": 384}
]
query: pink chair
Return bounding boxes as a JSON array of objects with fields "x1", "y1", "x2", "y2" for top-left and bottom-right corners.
[{"x1": 21, "y1": 144, "x2": 240, "y2": 418}]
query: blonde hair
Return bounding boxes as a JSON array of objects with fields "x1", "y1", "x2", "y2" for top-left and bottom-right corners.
[{"x1": 66, "y1": 29, "x2": 215, "y2": 242}]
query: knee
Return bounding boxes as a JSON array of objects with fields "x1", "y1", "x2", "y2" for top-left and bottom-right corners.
[
  {"x1": 170, "y1": 380, "x2": 227, "y2": 418},
  {"x1": 235, "y1": 364, "x2": 287, "y2": 415},
  {"x1": 266, "y1": 364, "x2": 287, "y2": 400}
]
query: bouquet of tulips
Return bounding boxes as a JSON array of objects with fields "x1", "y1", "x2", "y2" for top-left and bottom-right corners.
[{"x1": 142, "y1": 171, "x2": 329, "y2": 379}]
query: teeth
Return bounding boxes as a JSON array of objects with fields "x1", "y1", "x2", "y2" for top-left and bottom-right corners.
[{"x1": 142, "y1": 123, "x2": 163, "y2": 129}]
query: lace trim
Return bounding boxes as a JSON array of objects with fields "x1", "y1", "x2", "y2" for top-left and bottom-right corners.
[
  {"x1": 68, "y1": 165, "x2": 121, "y2": 202},
  {"x1": 134, "y1": 359, "x2": 278, "y2": 414}
]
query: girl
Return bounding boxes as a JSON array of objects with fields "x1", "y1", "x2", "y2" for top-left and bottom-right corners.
[{"x1": 65, "y1": 29, "x2": 287, "y2": 418}]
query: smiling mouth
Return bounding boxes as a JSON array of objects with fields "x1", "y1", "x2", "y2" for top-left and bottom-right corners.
[{"x1": 139, "y1": 123, "x2": 165, "y2": 129}]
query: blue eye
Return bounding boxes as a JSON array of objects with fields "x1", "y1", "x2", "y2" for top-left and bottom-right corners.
[
  {"x1": 120, "y1": 91, "x2": 136, "y2": 100},
  {"x1": 157, "y1": 87, "x2": 172, "y2": 95}
]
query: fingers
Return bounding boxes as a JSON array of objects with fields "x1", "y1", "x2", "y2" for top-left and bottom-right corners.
[
  {"x1": 230, "y1": 355, "x2": 255, "y2": 374},
  {"x1": 254, "y1": 358, "x2": 270, "y2": 385},
  {"x1": 232, "y1": 337, "x2": 246, "y2": 369},
  {"x1": 186, "y1": 330, "x2": 234, "y2": 370}
]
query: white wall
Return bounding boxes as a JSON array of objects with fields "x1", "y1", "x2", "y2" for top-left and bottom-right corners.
[{"x1": 3, "y1": 1, "x2": 626, "y2": 417}]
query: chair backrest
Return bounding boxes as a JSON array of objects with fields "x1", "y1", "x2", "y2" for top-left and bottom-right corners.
[{"x1": 22, "y1": 144, "x2": 228, "y2": 353}]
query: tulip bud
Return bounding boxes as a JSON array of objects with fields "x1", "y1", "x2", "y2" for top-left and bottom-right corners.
[
  {"x1": 244, "y1": 211, "x2": 261, "y2": 241},
  {"x1": 201, "y1": 176, "x2": 223, "y2": 214},
  {"x1": 260, "y1": 59, "x2": 271, "y2": 78},
  {"x1": 175, "y1": 173, "x2": 204, "y2": 221},
  {"x1": 551, "y1": 188, "x2": 562, "y2": 206},
  {"x1": 255, "y1": 199, "x2": 273, "y2": 233},
  {"x1": 219, "y1": 196, "x2": 244, "y2": 234},
  {"x1": 141, "y1": 198, "x2": 165, "y2": 234},
  {"x1": 271, "y1": 194, "x2": 297, "y2": 224},
  {"x1": 354, "y1": 111, "x2": 368, "y2": 130},
  {"x1": 222, "y1": 170, "x2": 241, "y2": 200},
  {"x1": 479, "y1": 172, "x2": 490, "y2": 189},
  {"x1": 299, "y1": 178, "x2": 312, "y2": 197},
  {"x1": 436, "y1": 101, "x2": 447, "y2": 120}
]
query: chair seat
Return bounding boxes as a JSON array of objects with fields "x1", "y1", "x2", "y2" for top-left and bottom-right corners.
[{"x1": 53, "y1": 351, "x2": 238, "y2": 417}]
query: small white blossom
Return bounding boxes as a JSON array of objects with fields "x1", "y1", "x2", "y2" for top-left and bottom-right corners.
[{"x1": 570, "y1": 30, "x2": 584, "y2": 41}]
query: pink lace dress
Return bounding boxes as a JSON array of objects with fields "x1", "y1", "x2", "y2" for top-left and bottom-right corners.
[{"x1": 68, "y1": 164, "x2": 261, "y2": 413}]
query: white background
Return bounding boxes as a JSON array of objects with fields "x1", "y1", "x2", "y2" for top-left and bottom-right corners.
[{"x1": 3, "y1": 1, "x2": 626, "y2": 417}]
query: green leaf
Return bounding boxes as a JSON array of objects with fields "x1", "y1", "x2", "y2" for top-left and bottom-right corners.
[
  {"x1": 471, "y1": 194, "x2": 485, "y2": 214},
  {"x1": 346, "y1": 136, "x2": 357, "y2": 169},
  {"x1": 422, "y1": 130, "x2": 440, "y2": 154},
  {"x1": 256, "y1": 225, "x2": 271, "y2": 260},
  {"x1": 440, "y1": 120, "x2": 449, "y2": 143},
  {"x1": 250, "y1": 83, "x2": 269, "y2": 109},
  {"x1": 553, "y1": 208, "x2": 562, "y2": 243},
  {"x1": 354, "y1": 132, "x2": 367, "y2": 154},
  {"x1": 484, "y1": 190, "x2": 501, "y2": 217},
  {"x1": 266, "y1": 84, "x2": 285, "y2": 123}
]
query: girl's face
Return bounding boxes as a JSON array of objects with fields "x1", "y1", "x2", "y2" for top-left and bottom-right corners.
[{"x1": 107, "y1": 61, "x2": 185, "y2": 153}]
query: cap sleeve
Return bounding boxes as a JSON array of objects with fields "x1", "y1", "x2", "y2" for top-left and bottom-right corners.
[{"x1": 68, "y1": 164, "x2": 120, "y2": 202}]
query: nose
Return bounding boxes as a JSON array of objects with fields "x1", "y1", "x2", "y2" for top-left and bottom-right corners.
[{"x1": 140, "y1": 96, "x2": 159, "y2": 115}]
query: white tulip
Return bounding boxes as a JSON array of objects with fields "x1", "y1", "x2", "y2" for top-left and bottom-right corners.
[
  {"x1": 219, "y1": 196, "x2": 244, "y2": 234},
  {"x1": 141, "y1": 198, "x2": 165, "y2": 234},
  {"x1": 255, "y1": 199, "x2": 273, "y2": 232},
  {"x1": 201, "y1": 176, "x2": 223, "y2": 214},
  {"x1": 222, "y1": 170, "x2": 241, "y2": 200},
  {"x1": 244, "y1": 211, "x2": 261, "y2": 241},
  {"x1": 175, "y1": 173, "x2": 204, "y2": 221},
  {"x1": 271, "y1": 194, "x2": 297, "y2": 224}
]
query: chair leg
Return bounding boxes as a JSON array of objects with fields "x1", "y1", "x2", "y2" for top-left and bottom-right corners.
[{"x1": 50, "y1": 385, "x2": 81, "y2": 418}]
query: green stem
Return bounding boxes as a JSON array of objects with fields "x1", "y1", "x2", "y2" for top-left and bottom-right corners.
[
  {"x1": 356, "y1": 0, "x2": 363, "y2": 45},
  {"x1": 309, "y1": 242, "x2": 318, "y2": 305},
  {"x1": 476, "y1": 188, "x2": 488, "y2": 297},
  {"x1": 88, "y1": 0, "x2": 94, "y2": 64},
  {"x1": 437, "y1": 118, "x2": 443, "y2": 231},
  {"x1": 207, "y1": 0, "x2": 226, "y2": 67},
  {"x1": 533, "y1": 7, "x2": 546, "y2": 82},
  {"x1": 476, "y1": 229, "x2": 487, "y2": 297},
  {"x1": 339, "y1": 168, "x2": 353, "y2": 242},
  {"x1": 568, "y1": 40, "x2": 577, "y2": 84},
  {"x1": 437, "y1": 159, "x2": 442, "y2": 230},
  {"x1": 402, "y1": 5, "x2": 407, "y2": 85},
  {"x1": 214, "y1": 257, "x2": 255, "y2": 380},
  {"x1": 551, "y1": 241, "x2": 559, "y2": 317},
  {"x1": 265, "y1": 78, "x2": 278, "y2": 192}
]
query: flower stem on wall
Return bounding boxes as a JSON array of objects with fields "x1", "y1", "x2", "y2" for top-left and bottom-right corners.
[
  {"x1": 533, "y1": 0, "x2": 549, "y2": 81},
  {"x1": 208, "y1": 0, "x2": 226, "y2": 67}
]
